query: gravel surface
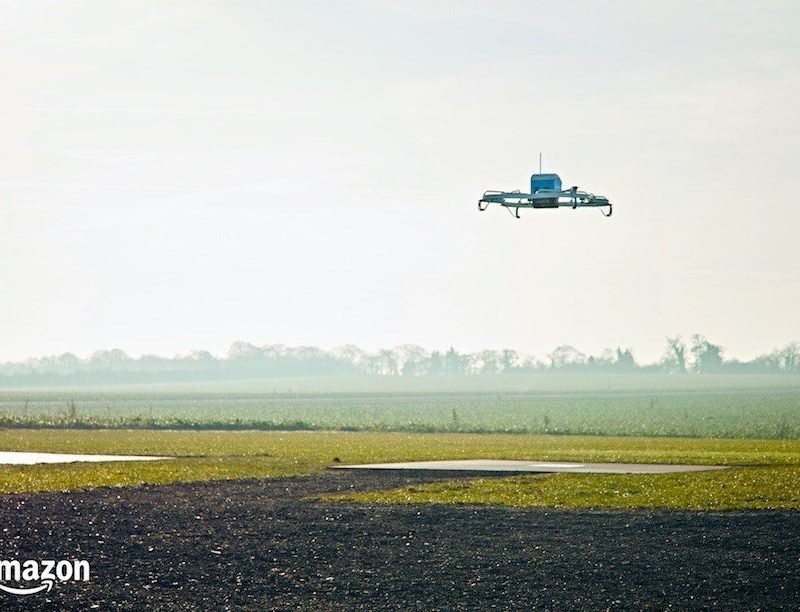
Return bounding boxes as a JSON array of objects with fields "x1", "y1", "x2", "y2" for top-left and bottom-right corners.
[{"x1": 0, "y1": 472, "x2": 797, "y2": 610}]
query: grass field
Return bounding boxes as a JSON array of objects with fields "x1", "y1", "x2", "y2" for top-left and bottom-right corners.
[
  {"x1": 323, "y1": 468, "x2": 800, "y2": 511},
  {"x1": 1, "y1": 373, "x2": 799, "y2": 438},
  {"x1": 0, "y1": 429, "x2": 799, "y2": 510},
  {"x1": 1, "y1": 374, "x2": 798, "y2": 509}
]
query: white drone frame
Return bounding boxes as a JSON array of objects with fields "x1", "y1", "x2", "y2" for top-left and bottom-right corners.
[
  {"x1": 478, "y1": 187, "x2": 612, "y2": 219},
  {"x1": 478, "y1": 154, "x2": 612, "y2": 219}
]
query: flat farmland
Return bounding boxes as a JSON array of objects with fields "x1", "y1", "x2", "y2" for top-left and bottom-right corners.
[{"x1": 0, "y1": 374, "x2": 798, "y2": 438}]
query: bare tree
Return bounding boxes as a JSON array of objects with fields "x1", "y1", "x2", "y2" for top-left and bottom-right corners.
[
  {"x1": 501, "y1": 349, "x2": 520, "y2": 373},
  {"x1": 615, "y1": 348, "x2": 636, "y2": 370},
  {"x1": 548, "y1": 345, "x2": 586, "y2": 369},
  {"x1": 662, "y1": 336, "x2": 688, "y2": 373},
  {"x1": 780, "y1": 342, "x2": 800, "y2": 372},
  {"x1": 690, "y1": 335, "x2": 724, "y2": 373}
]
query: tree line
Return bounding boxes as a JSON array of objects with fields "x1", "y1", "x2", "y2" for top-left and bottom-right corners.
[{"x1": 0, "y1": 336, "x2": 798, "y2": 386}]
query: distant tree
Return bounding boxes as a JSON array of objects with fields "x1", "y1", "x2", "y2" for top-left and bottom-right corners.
[
  {"x1": 517, "y1": 355, "x2": 545, "y2": 372},
  {"x1": 427, "y1": 351, "x2": 444, "y2": 375},
  {"x1": 137, "y1": 354, "x2": 171, "y2": 371},
  {"x1": 501, "y1": 349, "x2": 520, "y2": 373},
  {"x1": 331, "y1": 345, "x2": 367, "y2": 370},
  {"x1": 261, "y1": 344, "x2": 290, "y2": 360},
  {"x1": 753, "y1": 342, "x2": 800, "y2": 373},
  {"x1": 747, "y1": 352, "x2": 781, "y2": 372},
  {"x1": 443, "y1": 346, "x2": 467, "y2": 374},
  {"x1": 662, "y1": 336, "x2": 688, "y2": 373},
  {"x1": 597, "y1": 349, "x2": 618, "y2": 366},
  {"x1": 227, "y1": 341, "x2": 262, "y2": 360},
  {"x1": 392, "y1": 345, "x2": 430, "y2": 376},
  {"x1": 290, "y1": 346, "x2": 329, "y2": 361},
  {"x1": 548, "y1": 345, "x2": 586, "y2": 369},
  {"x1": 376, "y1": 349, "x2": 399, "y2": 376},
  {"x1": 32, "y1": 353, "x2": 81, "y2": 373},
  {"x1": 2, "y1": 336, "x2": 799, "y2": 386},
  {"x1": 614, "y1": 348, "x2": 636, "y2": 370},
  {"x1": 88, "y1": 349, "x2": 132, "y2": 369},
  {"x1": 470, "y1": 350, "x2": 501, "y2": 374},
  {"x1": 779, "y1": 342, "x2": 800, "y2": 372},
  {"x1": 690, "y1": 335, "x2": 724, "y2": 373}
]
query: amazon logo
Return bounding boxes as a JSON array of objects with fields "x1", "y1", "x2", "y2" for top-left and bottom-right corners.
[{"x1": 0, "y1": 559, "x2": 89, "y2": 596}]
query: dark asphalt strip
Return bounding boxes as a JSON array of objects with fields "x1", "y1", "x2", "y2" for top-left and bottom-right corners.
[{"x1": 0, "y1": 473, "x2": 797, "y2": 611}]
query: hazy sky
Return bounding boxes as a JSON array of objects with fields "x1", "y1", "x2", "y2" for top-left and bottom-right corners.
[{"x1": 1, "y1": 0, "x2": 798, "y2": 363}]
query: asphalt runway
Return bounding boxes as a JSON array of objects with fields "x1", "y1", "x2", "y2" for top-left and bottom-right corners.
[{"x1": 0, "y1": 472, "x2": 796, "y2": 610}]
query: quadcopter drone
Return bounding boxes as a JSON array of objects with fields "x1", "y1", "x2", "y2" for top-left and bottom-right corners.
[{"x1": 478, "y1": 158, "x2": 612, "y2": 219}]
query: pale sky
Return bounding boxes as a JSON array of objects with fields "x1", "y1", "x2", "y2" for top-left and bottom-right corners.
[{"x1": 1, "y1": 0, "x2": 798, "y2": 363}]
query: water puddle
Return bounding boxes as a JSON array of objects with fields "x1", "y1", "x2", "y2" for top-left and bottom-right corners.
[{"x1": 0, "y1": 451, "x2": 169, "y2": 465}]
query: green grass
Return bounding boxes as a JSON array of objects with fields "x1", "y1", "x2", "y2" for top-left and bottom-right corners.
[
  {"x1": 2, "y1": 375, "x2": 798, "y2": 508},
  {"x1": 1, "y1": 430, "x2": 800, "y2": 511},
  {"x1": 324, "y1": 468, "x2": 800, "y2": 511},
  {"x1": 1, "y1": 373, "x2": 800, "y2": 438}
]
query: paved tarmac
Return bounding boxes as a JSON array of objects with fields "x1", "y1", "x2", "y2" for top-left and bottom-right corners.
[
  {"x1": 0, "y1": 451, "x2": 168, "y2": 465},
  {"x1": 331, "y1": 459, "x2": 728, "y2": 474},
  {"x1": 0, "y1": 472, "x2": 794, "y2": 610}
]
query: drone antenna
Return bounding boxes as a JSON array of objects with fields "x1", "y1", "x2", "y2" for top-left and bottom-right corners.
[{"x1": 539, "y1": 152, "x2": 542, "y2": 174}]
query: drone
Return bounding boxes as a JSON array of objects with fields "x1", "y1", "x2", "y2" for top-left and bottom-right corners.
[{"x1": 478, "y1": 156, "x2": 612, "y2": 219}]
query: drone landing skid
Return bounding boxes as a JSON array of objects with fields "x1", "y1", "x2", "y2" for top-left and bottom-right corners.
[{"x1": 478, "y1": 188, "x2": 612, "y2": 219}]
